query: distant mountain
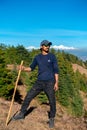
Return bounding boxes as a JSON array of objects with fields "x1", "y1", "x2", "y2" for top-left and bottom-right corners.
[
  {"x1": 52, "y1": 45, "x2": 87, "y2": 61},
  {"x1": 64, "y1": 49, "x2": 87, "y2": 61},
  {"x1": 26, "y1": 45, "x2": 87, "y2": 61}
]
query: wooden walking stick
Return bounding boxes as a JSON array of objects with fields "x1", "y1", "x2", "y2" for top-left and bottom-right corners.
[{"x1": 6, "y1": 60, "x2": 23, "y2": 126}]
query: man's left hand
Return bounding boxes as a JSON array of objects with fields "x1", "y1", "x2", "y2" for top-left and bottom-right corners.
[{"x1": 54, "y1": 83, "x2": 59, "y2": 91}]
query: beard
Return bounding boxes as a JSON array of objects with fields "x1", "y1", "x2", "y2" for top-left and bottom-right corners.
[
  {"x1": 43, "y1": 48, "x2": 49, "y2": 53},
  {"x1": 44, "y1": 49, "x2": 49, "y2": 53}
]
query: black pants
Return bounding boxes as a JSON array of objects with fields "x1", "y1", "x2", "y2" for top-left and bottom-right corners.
[{"x1": 21, "y1": 80, "x2": 56, "y2": 118}]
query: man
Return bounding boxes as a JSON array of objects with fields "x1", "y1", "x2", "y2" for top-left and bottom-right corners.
[{"x1": 13, "y1": 40, "x2": 59, "y2": 128}]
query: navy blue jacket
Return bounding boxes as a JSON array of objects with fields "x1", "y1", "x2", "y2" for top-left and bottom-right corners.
[{"x1": 30, "y1": 53, "x2": 59, "y2": 81}]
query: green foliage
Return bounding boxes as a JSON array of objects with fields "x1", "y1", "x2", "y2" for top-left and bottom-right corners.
[
  {"x1": 71, "y1": 94, "x2": 83, "y2": 117},
  {"x1": 37, "y1": 92, "x2": 48, "y2": 103},
  {"x1": 0, "y1": 44, "x2": 87, "y2": 117},
  {"x1": 16, "y1": 45, "x2": 30, "y2": 64},
  {"x1": 0, "y1": 68, "x2": 18, "y2": 99},
  {"x1": 74, "y1": 70, "x2": 87, "y2": 92},
  {"x1": 25, "y1": 68, "x2": 38, "y2": 90},
  {"x1": 64, "y1": 52, "x2": 83, "y2": 66},
  {"x1": 56, "y1": 51, "x2": 84, "y2": 116},
  {"x1": 4, "y1": 45, "x2": 30, "y2": 65},
  {"x1": 0, "y1": 84, "x2": 13, "y2": 100},
  {"x1": 0, "y1": 48, "x2": 18, "y2": 99}
]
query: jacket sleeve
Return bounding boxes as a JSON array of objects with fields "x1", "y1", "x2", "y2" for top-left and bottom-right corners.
[
  {"x1": 52, "y1": 55, "x2": 59, "y2": 74},
  {"x1": 30, "y1": 57, "x2": 37, "y2": 71}
]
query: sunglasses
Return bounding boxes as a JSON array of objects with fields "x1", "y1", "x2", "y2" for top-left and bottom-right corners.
[{"x1": 43, "y1": 44, "x2": 50, "y2": 47}]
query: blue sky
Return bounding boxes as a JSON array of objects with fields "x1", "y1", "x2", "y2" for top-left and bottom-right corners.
[{"x1": 0, "y1": 0, "x2": 87, "y2": 50}]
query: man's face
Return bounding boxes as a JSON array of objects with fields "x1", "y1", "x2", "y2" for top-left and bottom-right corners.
[{"x1": 41, "y1": 44, "x2": 50, "y2": 52}]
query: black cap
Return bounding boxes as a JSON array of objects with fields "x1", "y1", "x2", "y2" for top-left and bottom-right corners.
[{"x1": 40, "y1": 40, "x2": 52, "y2": 46}]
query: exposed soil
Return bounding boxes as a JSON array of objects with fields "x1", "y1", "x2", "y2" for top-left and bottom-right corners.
[
  {"x1": 0, "y1": 84, "x2": 87, "y2": 130},
  {"x1": 0, "y1": 63, "x2": 87, "y2": 130},
  {"x1": 72, "y1": 64, "x2": 87, "y2": 77},
  {"x1": 0, "y1": 96, "x2": 87, "y2": 130}
]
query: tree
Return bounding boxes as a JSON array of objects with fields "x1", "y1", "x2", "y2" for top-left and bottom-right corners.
[{"x1": 0, "y1": 49, "x2": 17, "y2": 100}]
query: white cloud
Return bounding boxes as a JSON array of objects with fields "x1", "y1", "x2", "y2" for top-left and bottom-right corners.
[
  {"x1": 26, "y1": 46, "x2": 39, "y2": 50},
  {"x1": 26, "y1": 45, "x2": 77, "y2": 50},
  {"x1": 51, "y1": 45, "x2": 78, "y2": 50}
]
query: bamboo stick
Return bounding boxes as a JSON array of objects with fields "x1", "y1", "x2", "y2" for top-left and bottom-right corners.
[{"x1": 6, "y1": 60, "x2": 23, "y2": 126}]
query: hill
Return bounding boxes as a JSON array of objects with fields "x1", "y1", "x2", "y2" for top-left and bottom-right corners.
[
  {"x1": 72, "y1": 64, "x2": 87, "y2": 77},
  {"x1": 0, "y1": 63, "x2": 87, "y2": 130},
  {"x1": 0, "y1": 92, "x2": 87, "y2": 130}
]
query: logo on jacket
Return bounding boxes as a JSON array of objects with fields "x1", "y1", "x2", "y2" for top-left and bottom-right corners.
[{"x1": 48, "y1": 59, "x2": 51, "y2": 62}]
